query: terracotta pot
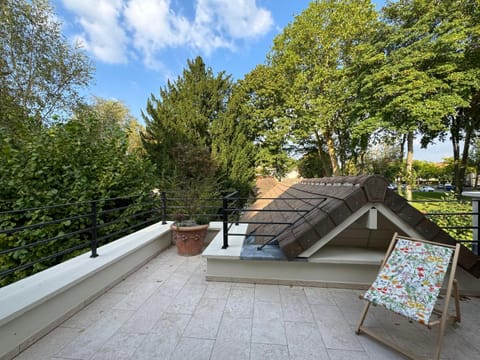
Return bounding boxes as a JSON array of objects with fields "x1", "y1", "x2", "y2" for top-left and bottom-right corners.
[{"x1": 171, "y1": 224, "x2": 208, "y2": 256}]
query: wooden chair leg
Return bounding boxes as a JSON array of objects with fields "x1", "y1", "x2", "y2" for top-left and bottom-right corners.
[
  {"x1": 433, "y1": 245, "x2": 460, "y2": 360},
  {"x1": 355, "y1": 300, "x2": 371, "y2": 334},
  {"x1": 453, "y1": 279, "x2": 461, "y2": 323}
]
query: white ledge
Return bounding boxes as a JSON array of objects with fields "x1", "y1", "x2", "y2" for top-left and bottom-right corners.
[{"x1": 0, "y1": 221, "x2": 172, "y2": 360}]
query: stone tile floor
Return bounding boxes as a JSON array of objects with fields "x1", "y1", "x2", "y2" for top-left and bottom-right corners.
[{"x1": 13, "y1": 246, "x2": 480, "y2": 360}]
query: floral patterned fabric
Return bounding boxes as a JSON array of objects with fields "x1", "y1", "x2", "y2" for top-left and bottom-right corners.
[{"x1": 364, "y1": 238, "x2": 453, "y2": 324}]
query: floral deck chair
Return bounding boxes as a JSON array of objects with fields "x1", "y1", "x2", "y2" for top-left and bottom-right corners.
[{"x1": 356, "y1": 233, "x2": 461, "y2": 360}]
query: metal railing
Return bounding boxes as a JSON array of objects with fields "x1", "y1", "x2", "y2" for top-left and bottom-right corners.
[
  {"x1": 0, "y1": 194, "x2": 163, "y2": 286},
  {"x1": 409, "y1": 199, "x2": 479, "y2": 254},
  {"x1": 219, "y1": 191, "x2": 328, "y2": 250},
  {"x1": 1, "y1": 192, "x2": 479, "y2": 287},
  {"x1": 220, "y1": 195, "x2": 479, "y2": 255}
]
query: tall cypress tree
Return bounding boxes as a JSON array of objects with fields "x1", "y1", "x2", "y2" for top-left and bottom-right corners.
[
  {"x1": 141, "y1": 56, "x2": 231, "y2": 183},
  {"x1": 142, "y1": 56, "x2": 255, "y2": 197},
  {"x1": 211, "y1": 82, "x2": 256, "y2": 198}
]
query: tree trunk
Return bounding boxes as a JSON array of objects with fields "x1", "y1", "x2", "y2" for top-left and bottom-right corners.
[
  {"x1": 457, "y1": 125, "x2": 472, "y2": 195},
  {"x1": 450, "y1": 114, "x2": 461, "y2": 190},
  {"x1": 405, "y1": 131, "x2": 414, "y2": 201},
  {"x1": 314, "y1": 130, "x2": 332, "y2": 176},
  {"x1": 325, "y1": 133, "x2": 340, "y2": 176},
  {"x1": 399, "y1": 133, "x2": 406, "y2": 161},
  {"x1": 475, "y1": 164, "x2": 480, "y2": 189}
]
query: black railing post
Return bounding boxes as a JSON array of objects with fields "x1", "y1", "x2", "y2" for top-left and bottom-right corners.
[
  {"x1": 462, "y1": 191, "x2": 480, "y2": 256},
  {"x1": 161, "y1": 191, "x2": 167, "y2": 224},
  {"x1": 222, "y1": 196, "x2": 229, "y2": 249},
  {"x1": 90, "y1": 201, "x2": 98, "y2": 258},
  {"x1": 473, "y1": 197, "x2": 479, "y2": 256}
]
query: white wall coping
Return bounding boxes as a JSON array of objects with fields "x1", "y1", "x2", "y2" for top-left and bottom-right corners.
[
  {"x1": 0, "y1": 221, "x2": 171, "y2": 327},
  {"x1": 202, "y1": 222, "x2": 248, "y2": 259},
  {"x1": 463, "y1": 191, "x2": 480, "y2": 199}
]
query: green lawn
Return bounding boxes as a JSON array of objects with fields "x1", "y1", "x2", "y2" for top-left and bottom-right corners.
[{"x1": 412, "y1": 191, "x2": 445, "y2": 201}]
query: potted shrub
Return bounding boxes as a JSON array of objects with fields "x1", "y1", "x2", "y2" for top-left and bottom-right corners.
[
  {"x1": 171, "y1": 213, "x2": 209, "y2": 256},
  {"x1": 169, "y1": 144, "x2": 219, "y2": 256}
]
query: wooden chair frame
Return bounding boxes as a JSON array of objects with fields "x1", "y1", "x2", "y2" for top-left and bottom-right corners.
[{"x1": 355, "y1": 233, "x2": 461, "y2": 360}]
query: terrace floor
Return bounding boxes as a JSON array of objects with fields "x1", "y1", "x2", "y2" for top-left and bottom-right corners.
[{"x1": 12, "y1": 246, "x2": 480, "y2": 360}]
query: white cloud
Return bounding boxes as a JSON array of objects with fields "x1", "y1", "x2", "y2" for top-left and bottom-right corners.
[
  {"x1": 61, "y1": 0, "x2": 273, "y2": 69},
  {"x1": 62, "y1": 0, "x2": 128, "y2": 63},
  {"x1": 196, "y1": 0, "x2": 273, "y2": 39}
]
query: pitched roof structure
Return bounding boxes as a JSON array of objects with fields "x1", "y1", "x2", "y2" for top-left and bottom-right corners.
[{"x1": 245, "y1": 175, "x2": 480, "y2": 278}]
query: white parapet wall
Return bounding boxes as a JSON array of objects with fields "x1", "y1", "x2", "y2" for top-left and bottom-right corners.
[
  {"x1": 0, "y1": 221, "x2": 172, "y2": 360},
  {"x1": 203, "y1": 224, "x2": 480, "y2": 295}
]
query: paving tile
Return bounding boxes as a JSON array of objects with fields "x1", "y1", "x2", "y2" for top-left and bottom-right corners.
[
  {"x1": 224, "y1": 285, "x2": 254, "y2": 318},
  {"x1": 278, "y1": 285, "x2": 305, "y2": 296},
  {"x1": 10, "y1": 246, "x2": 480, "y2": 360},
  {"x1": 132, "y1": 313, "x2": 190, "y2": 359},
  {"x1": 183, "y1": 297, "x2": 226, "y2": 339},
  {"x1": 250, "y1": 343, "x2": 289, "y2": 360},
  {"x1": 169, "y1": 284, "x2": 206, "y2": 314},
  {"x1": 285, "y1": 321, "x2": 329, "y2": 360},
  {"x1": 13, "y1": 326, "x2": 80, "y2": 360},
  {"x1": 119, "y1": 293, "x2": 173, "y2": 333},
  {"x1": 311, "y1": 304, "x2": 363, "y2": 351},
  {"x1": 327, "y1": 349, "x2": 371, "y2": 360},
  {"x1": 232, "y1": 282, "x2": 254, "y2": 288},
  {"x1": 200, "y1": 315, "x2": 251, "y2": 359},
  {"x1": 108, "y1": 278, "x2": 139, "y2": 294},
  {"x1": 90, "y1": 331, "x2": 147, "y2": 360},
  {"x1": 421, "y1": 326, "x2": 480, "y2": 360},
  {"x1": 374, "y1": 307, "x2": 438, "y2": 356},
  {"x1": 56, "y1": 309, "x2": 134, "y2": 359},
  {"x1": 113, "y1": 281, "x2": 161, "y2": 311},
  {"x1": 203, "y1": 282, "x2": 232, "y2": 299},
  {"x1": 62, "y1": 292, "x2": 126, "y2": 329},
  {"x1": 169, "y1": 337, "x2": 214, "y2": 360},
  {"x1": 252, "y1": 301, "x2": 286, "y2": 345},
  {"x1": 151, "y1": 312, "x2": 191, "y2": 335},
  {"x1": 156, "y1": 272, "x2": 192, "y2": 297},
  {"x1": 280, "y1": 287, "x2": 314, "y2": 322},
  {"x1": 356, "y1": 328, "x2": 405, "y2": 360},
  {"x1": 186, "y1": 272, "x2": 207, "y2": 286},
  {"x1": 330, "y1": 289, "x2": 366, "y2": 326},
  {"x1": 304, "y1": 287, "x2": 336, "y2": 305},
  {"x1": 147, "y1": 264, "x2": 178, "y2": 281},
  {"x1": 130, "y1": 331, "x2": 179, "y2": 359},
  {"x1": 255, "y1": 284, "x2": 280, "y2": 303},
  {"x1": 210, "y1": 338, "x2": 250, "y2": 360}
]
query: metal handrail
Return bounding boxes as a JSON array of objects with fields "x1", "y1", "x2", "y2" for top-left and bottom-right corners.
[
  {"x1": 1, "y1": 192, "x2": 478, "y2": 287},
  {"x1": 0, "y1": 195, "x2": 162, "y2": 284}
]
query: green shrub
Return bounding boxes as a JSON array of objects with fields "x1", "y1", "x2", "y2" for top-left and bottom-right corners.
[{"x1": 410, "y1": 192, "x2": 473, "y2": 249}]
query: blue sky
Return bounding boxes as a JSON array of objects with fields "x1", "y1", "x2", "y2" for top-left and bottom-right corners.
[{"x1": 52, "y1": 0, "x2": 451, "y2": 162}]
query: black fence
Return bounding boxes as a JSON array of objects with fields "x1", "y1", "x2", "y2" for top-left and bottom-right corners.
[
  {"x1": 1, "y1": 192, "x2": 478, "y2": 287},
  {"x1": 220, "y1": 193, "x2": 328, "y2": 250},
  {"x1": 409, "y1": 199, "x2": 479, "y2": 254},
  {"x1": 0, "y1": 191, "x2": 230, "y2": 286},
  {"x1": 0, "y1": 194, "x2": 165, "y2": 286},
  {"x1": 221, "y1": 194, "x2": 479, "y2": 255}
]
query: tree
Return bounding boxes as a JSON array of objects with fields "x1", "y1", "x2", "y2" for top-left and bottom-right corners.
[
  {"x1": 142, "y1": 57, "x2": 254, "y2": 195},
  {"x1": 142, "y1": 56, "x2": 231, "y2": 177},
  {"x1": 76, "y1": 97, "x2": 145, "y2": 156},
  {"x1": 267, "y1": 0, "x2": 379, "y2": 176},
  {"x1": 235, "y1": 65, "x2": 293, "y2": 180},
  {"x1": 357, "y1": 0, "x2": 480, "y2": 197},
  {"x1": 211, "y1": 82, "x2": 256, "y2": 197},
  {"x1": 470, "y1": 137, "x2": 480, "y2": 188},
  {"x1": 0, "y1": 0, "x2": 93, "y2": 126},
  {"x1": 0, "y1": 113, "x2": 157, "y2": 285}
]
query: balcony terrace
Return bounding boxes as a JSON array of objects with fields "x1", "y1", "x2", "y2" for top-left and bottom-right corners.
[
  {"x1": 7, "y1": 243, "x2": 480, "y2": 360},
  {"x1": 2, "y1": 177, "x2": 480, "y2": 359}
]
